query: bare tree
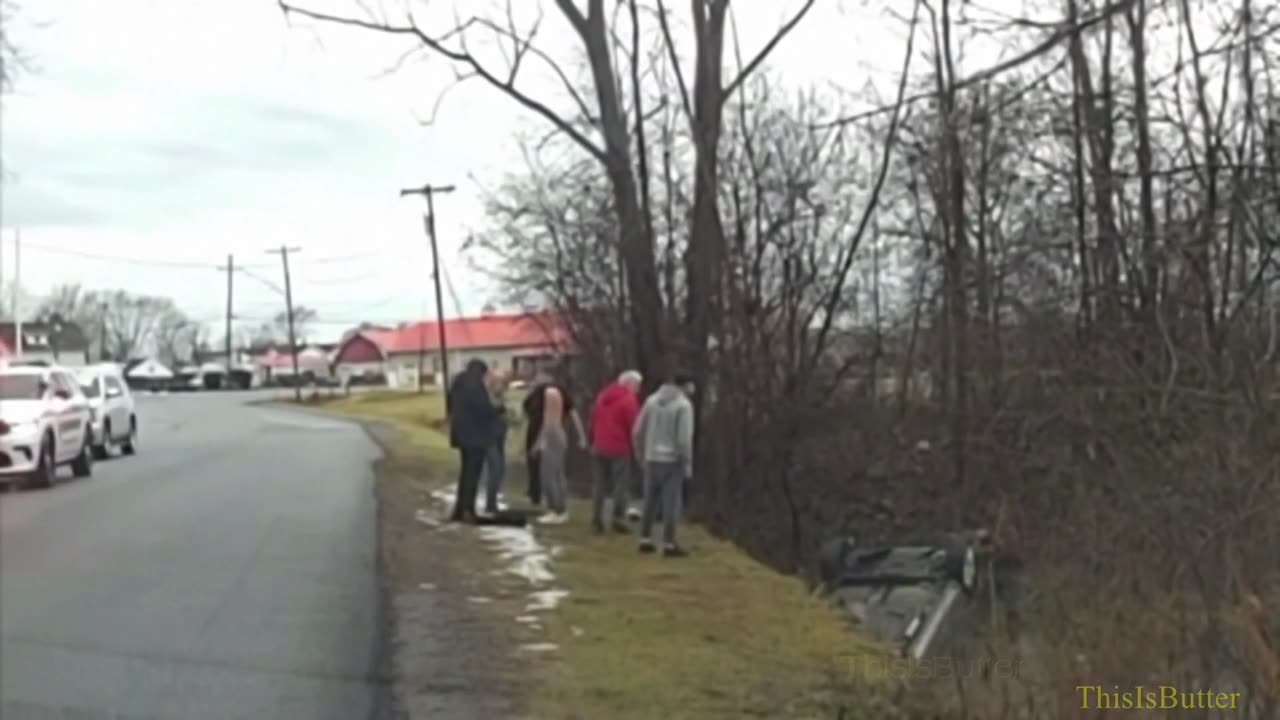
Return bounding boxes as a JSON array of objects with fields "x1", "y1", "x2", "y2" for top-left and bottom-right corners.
[
  {"x1": 652, "y1": 0, "x2": 815, "y2": 391},
  {"x1": 98, "y1": 291, "x2": 173, "y2": 361},
  {"x1": 154, "y1": 308, "x2": 201, "y2": 367},
  {"x1": 277, "y1": 0, "x2": 814, "y2": 385},
  {"x1": 254, "y1": 306, "x2": 317, "y2": 347},
  {"x1": 0, "y1": 0, "x2": 29, "y2": 94},
  {"x1": 36, "y1": 283, "x2": 109, "y2": 358}
]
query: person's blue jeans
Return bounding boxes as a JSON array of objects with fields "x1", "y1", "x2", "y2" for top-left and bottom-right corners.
[{"x1": 483, "y1": 440, "x2": 506, "y2": 513}]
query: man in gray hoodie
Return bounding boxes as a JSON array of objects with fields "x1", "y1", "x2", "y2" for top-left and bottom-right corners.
[{"x1": 632, "y1": 371, "x2": 695, "y2": 557}]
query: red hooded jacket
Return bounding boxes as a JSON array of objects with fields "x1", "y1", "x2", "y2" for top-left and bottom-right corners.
[{"x1": 589, "y1": 381, "x2": 640, "y2": 458}]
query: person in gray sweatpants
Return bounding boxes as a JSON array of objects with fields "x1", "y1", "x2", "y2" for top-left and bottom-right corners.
[
  {"x1": 632, "y1": 371, "x2": 695, "y2": 557},
  {"x1": 534, "y1": 383, "x2": 586, "y2": 524},
  {"x1": 481, "y1": 369, "x2": 510, "y2": 516}
]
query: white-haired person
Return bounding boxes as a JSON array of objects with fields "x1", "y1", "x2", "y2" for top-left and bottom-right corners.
[{"x1": 587, "y1": 369, "x2": 643, "y2": 533}]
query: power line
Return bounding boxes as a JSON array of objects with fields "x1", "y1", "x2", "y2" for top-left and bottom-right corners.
[
  {"x1": 21, "y1": 241, "x2": 253, "y2": 270},
  {"x1": 19, "y1": 241, "x2": 383, "y2": 271},
  {"x1": 295, "y1": 271, "x2": 382, "y2": 287},
  {"x1": 236, "y1": 267, "x2": 287, "y2": 296},
  {"x1": 294, "y1": 252, "x2": 381, "y2": 266}
]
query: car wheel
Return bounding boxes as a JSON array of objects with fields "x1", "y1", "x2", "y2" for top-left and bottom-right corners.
[
  {"x1": 122, "y1": 417, "x2": 137, "y2": 456},
  {"x1": 71, "y1": 435, "x2": 94, "y2": 478},
  {"x1": 92, "y1": 420, "x2": 111, "y2": 459},
  {"x1": 941, "y1": 541, "x2": 978, "y2": 593},
  {"x1": 27, "y1": 437, "x2": 57, "y2": 490}
]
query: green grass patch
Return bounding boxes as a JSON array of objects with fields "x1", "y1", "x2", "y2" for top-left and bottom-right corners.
[
  {"x1": 311, "y1": 389, "x2": 890, "y2": 719},
  {"x1": 532, "y1": 513, "x2": 889, "y2": 719},
  {"x1": 308, "y1": 389, "x2": 454, "y2": 463}
]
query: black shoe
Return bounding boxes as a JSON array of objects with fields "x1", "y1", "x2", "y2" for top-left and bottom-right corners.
[
  {"x1": 661, "y1": 545, "x2": 688, "y2": 558},
  {"x1": 611, "y1": 521, "x2": 631, "y2": 534},
  {"x1": 638, "y1": 541, "x2": 656, "y2": 554},
  {"x1": 591, "y1": 521, "x2": 605, "y2": 535}
]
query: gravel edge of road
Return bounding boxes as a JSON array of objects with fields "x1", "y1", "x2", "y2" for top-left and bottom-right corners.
[
  {"x1": 357, "y1": 419, "x2": 399, "y2": 720},
  {"x1": 336, "y1": 413, "x2": 533, "y2": 720}
]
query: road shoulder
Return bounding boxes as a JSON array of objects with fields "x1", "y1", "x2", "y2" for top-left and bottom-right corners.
[{"x1": 360, "y1": 420, "x2": 534, "y2": 720}]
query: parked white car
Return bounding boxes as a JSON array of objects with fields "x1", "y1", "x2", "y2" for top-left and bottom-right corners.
[
  {"x1": 72, "y1": 363, "x2": 139, "y2": 458},
  {"x1": 0, "y1": 364, "x2": 95, "y2": 489}
]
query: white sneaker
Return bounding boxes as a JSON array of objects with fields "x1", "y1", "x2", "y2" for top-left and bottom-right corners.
[{"x1": 538, "y1": 512, "x2": 569, "y2": 525}]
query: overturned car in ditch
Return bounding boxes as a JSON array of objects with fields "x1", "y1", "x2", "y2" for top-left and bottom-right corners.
[{"x1": 817, "y1": 531, "x2": 1010, "y2": 661}]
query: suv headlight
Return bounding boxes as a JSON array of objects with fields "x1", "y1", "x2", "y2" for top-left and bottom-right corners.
[{"x1": 0, "y1": 419, "x2": 38, "y2": 436}]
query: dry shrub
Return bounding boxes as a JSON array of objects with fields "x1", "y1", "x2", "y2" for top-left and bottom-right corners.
[{"x1": 648, "y1": 307, "x2": 1279, "y2": 720}]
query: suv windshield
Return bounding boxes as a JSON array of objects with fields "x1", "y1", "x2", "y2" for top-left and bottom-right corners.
[
  {"x1": 79, "y1": 377, "x2": 102, "y2": 398},
  {"x1": 0, "y1": 374, "x2": 44, "y2": 400}
]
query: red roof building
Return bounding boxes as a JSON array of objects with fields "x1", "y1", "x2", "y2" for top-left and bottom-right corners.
[{"x1": 333, "y1": 310, "x2": 574, "y2": 387}]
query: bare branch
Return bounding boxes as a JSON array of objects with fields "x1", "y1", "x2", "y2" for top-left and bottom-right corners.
[
  {"x1": 720, "y1": 0, "x2": 818, "y2": 104},
  {"x1": 277, "y1": 0, "x2": 609, "y2": 163},
  {"x1": 814, "y1": 0, "x2": 1139, "y2": 129}
]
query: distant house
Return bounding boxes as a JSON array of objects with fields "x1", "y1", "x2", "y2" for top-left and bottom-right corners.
[
  {"x1": 0, "y1": 321, "x2": 91, "y2": 367},
  {"x1": 333, "y1": 309, "x2": 575, "y2": 389},
  {"x1": 254, "y1": 346, "x2": 335, "y2": 386}
]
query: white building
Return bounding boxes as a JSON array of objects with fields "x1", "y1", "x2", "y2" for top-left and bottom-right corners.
[{"x1": 331, "y1": 310, "x2": 575, "y2": 389}]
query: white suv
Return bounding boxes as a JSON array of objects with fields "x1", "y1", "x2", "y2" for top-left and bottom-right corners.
[
  {"x1": 0, "y1": 364, "x2": 95, "y2": 489},
  {"x1": 72, "y1": 364, "x2": 138, "y2": 458}
]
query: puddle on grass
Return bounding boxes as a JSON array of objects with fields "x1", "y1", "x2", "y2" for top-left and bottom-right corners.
[
  {"x1": 519, "y1": 643, "x2": 558, "y2": 653},
  {"x1": 526, "y1": 589, "x2": 570, "y2": 612},
  {"x1": 429, "y1": 485, "x2": 573, "y2": 621}
]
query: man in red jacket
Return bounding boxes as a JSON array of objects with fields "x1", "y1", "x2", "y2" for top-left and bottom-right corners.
[{"x1": 588, "y1": 369, "x2": 643, "y2": 533}]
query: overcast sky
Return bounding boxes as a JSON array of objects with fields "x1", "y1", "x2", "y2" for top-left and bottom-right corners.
[{"x1": 1, "y1": 0, "x2": 980, "y2": 342}]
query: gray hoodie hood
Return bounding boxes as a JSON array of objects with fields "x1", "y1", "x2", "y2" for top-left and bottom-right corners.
[{"x1": 653, "y1": 383, "x2": 684, "y2": 406}]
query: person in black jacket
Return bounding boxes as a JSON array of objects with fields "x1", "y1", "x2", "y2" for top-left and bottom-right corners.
[
  {"x1": 521, "y1": 374, "x2": 551, "y2": 505},
  {"x1": 448, "y1": 359, "x2": 499, "y2": 522}
]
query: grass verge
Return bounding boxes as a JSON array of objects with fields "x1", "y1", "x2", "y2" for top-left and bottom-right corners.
[{"x1": 310, "y1": 389, "x2": 891, "y2": 719}]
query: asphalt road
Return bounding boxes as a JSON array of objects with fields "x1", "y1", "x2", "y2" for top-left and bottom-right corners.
[{"x1": 0, "y1": 391, "x2": 386, "y2": 720}]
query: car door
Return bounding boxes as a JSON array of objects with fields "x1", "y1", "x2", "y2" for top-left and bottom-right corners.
[
  {"x1": 50, "y1": 372, "x2": 87, "y2": 462},
  {"x1": 104, "y1": 375, "x2": 130, "y2": 439},
  {"x1": 43, "y1": 373, "x2": 72, "y2": 462}
]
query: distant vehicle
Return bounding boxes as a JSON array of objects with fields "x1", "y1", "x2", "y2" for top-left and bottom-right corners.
[
  {"x1": 72, "y1": 363, "x2": 139, "y2": 459},
  {"x1": 0, "y1": 364, "x2": 95, "y2": 489}
]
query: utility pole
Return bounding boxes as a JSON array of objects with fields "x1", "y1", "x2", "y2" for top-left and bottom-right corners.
[
  {"x1": 99, "y1": 303, "x2": 109, "y2": 361},
  {"x1": 266, "y1": 246, "x2": 303, "y2": 402},
  {"x1": 13, "y1": 228, "x2": 22, "y2": 358},
  {"x1": 216, "y1": 255, "x2": 235, "y2": 382},
  {"x1": 399, "y1": 183, "x2": 455, "y2": 395}
]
